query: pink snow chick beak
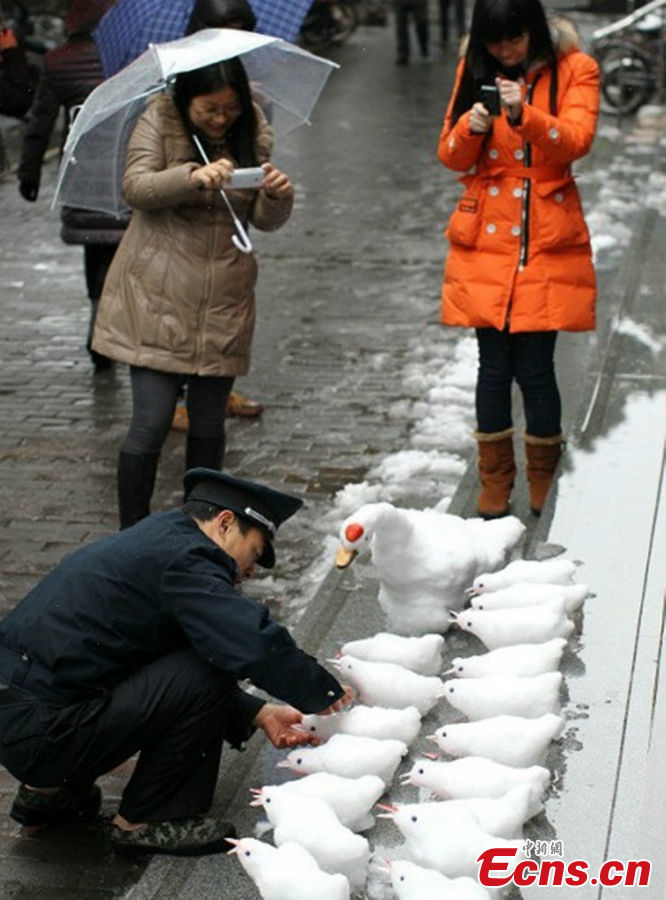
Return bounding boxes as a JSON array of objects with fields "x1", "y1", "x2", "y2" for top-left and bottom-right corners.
[
  {"x1": 225, "y1": 838, "x2": 241, "y2": 854},
  {"x1": 376, "y1": 802, "x2": 398, "y2": 819},
  {"x1": 465, "y1": 585, "x2": 479, "y2": 596},
  {"x1": 276, "y1": 759, "x2": 292, "y2": 768},
  {"x1": 399, "y1": 772, "x2": 413, "y2": 784},
  {"x1": 421, "y1": 751, "x2": 439, "y2": 760},
  {"x1": 448, "y1": 609, "x2": 459, "y2": 622},
  {"x1": 442, "y1": 666, "x2": 456, "y2": 675}
]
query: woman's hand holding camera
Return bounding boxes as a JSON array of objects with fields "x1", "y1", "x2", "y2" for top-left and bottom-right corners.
[
  {"x1": 190, "y1": 158, "x2": 235, "y2": 190},
  {"x1": 261, "y1": 162, "x2": 292, "y2": 199},
  {"x1": 190, "y1": 159, "x2": 292, "y2": 199},
  {"x1": 496, "y1": 76, "x2": 524, "y2": 122},
  {"x1": 469, "y1": 102, "x2": 493, "y2": 134}
]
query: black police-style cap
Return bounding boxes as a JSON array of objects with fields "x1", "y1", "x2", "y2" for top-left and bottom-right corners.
[{"x1": 183, "y1": 468, "x2": 303, "y2": 568}]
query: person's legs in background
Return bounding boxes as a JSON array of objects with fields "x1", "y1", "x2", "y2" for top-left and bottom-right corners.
[
  {"x1": 395, "y1": 3, "x2": 411, "y2": 63},
  {"x1": 413, "y1": 1, "x2": 430, "y2": 57},
  {"x1": 118, "y1": 367, "x2": 184, "y2": 529},
  {"x1": 453, "y1": 0, "x2": 466, "y2": 41},
  {"x1": 474, "y1": 327, "x2": 517, "y2": 518},
  {"x1": 184, "y1": 375, "x2": 235, "y2": 472},
  {"x1": 83, "y1": 244, "x2": 118, "y2": 371},
  {"x1": 513, "y1": 331, "x2": 564, "y2": 515},
  {"x1": 438, "y1": 0, "x2": 449, "y2": 44},
  {"x1": 439, "y1": 0, "x2": 465, "y2": 46}
]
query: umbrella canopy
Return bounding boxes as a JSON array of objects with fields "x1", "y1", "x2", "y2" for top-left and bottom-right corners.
[
  {"x1": 95, "y1": 0, "x2": 314, "y2": 78},
  {"x1": 95, "y1": 0, "x2": 196, "y2": 78},
  {"x1": 252, "y1": 0, "x2": 315, "y2": 43},
  {"x1": 53, "y1": 29, "x2": 337, "y2": 216}
]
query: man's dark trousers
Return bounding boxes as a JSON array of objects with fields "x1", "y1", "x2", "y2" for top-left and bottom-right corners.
[{"x1": 0, "y1": 649, "x2": 259, "y2": 823}]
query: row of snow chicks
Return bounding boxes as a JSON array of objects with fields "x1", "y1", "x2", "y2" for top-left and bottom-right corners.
[{"x1": 227, "y1": 557, "x2": 587, "y2": 900}]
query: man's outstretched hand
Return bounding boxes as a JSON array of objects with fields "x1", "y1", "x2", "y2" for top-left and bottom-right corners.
[{"x1": 253, "y1": 703, "x2": 320, "y2": 749}]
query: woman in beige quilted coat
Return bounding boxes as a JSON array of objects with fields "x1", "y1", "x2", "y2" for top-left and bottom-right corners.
[{"x1": 93, "y1": 58, "x2": 293, "y2": 528}]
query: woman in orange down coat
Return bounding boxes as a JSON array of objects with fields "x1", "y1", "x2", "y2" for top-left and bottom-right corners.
[{"x1": 437, "y1": 0, "x2": 599, "y2": 518}]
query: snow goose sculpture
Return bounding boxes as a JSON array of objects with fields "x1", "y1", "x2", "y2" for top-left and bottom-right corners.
[{"x1": 335, "y1": 502, "x2": 525, "y2": 634}]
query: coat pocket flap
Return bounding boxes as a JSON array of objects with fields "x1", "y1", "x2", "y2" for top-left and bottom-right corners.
[{"x1": 533, "y1": 177, "x2": 575, "y2": 198}]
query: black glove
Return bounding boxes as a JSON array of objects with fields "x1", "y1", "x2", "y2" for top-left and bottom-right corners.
[{"x1": 19, "y1": 179, "x2": 39, "y2": 201}]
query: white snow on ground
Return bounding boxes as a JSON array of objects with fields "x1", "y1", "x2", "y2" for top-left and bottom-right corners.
[
  {"x1": 289, "y1": 333, "x2": 479, "y2": 611},
  {"x1": 644, "y1": 170, "x2": 666, "y2": 212},
  {"x1": 613, "y1": 315, "x2": 664, "y2": 354}
]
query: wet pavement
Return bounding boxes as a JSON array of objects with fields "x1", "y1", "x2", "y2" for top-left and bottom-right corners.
[{"x1": 0, "y1": 10, "x2": 665, "y2": 900}]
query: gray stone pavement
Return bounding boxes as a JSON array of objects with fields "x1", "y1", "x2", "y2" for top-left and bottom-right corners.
[{"x1": 0, "y1": 13, "x2": 665, "y2": 900}]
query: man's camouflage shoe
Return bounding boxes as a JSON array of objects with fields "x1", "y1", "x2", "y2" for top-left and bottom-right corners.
[
  {"x1": 10, "y1": 783, "x2": 102, "y2": 827},
  {"x1": 109, "y1": 816, "x2": 237, "y2": 857}
]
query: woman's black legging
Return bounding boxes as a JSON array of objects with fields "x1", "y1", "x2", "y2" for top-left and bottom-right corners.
[
  {"x1": 122, "y1": 366, "x2": 235, "y2": 466},
  {"x1": 475, "y1": 327, "x2": 561, "y2": 437}
]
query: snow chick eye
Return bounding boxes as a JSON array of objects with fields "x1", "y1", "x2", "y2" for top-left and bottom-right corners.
[
  {"x1": 296, "y1": 758, "x2": 302, "y2": 765},
  {"x1": 245, "y1": 850, "x2": 251, "y2": 857},
  {"x1": 411, "y1": 815, "x2": 417, "y2": 822}
]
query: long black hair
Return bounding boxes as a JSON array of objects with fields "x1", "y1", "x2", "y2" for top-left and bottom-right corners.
[
  {"x1": 186, "y1": 0, "x2": 257, "y2": 33},
  {"x1": 173, "y1": 58, "x2": 258, "y2": 166},
  {"x1": 450, "y1": 0, "x2": 558, "y2": 125}
]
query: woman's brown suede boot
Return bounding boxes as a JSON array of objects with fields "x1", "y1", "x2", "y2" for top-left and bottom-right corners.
[
  {"x1": 475, "y1": 428, "x2": 516, "y2": 519},
  {"x1": 524, "y1": 433, "x2": 564, "y2": 515}
]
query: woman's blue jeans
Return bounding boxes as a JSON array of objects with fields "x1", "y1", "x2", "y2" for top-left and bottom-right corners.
[{"x1": 475, "y1": 327, "x2": 562, "y2": 437}]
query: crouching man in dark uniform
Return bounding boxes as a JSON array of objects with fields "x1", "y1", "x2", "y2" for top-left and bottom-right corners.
[{"x1": 0, "y1": 468, "x2": 353, "y2": 856}]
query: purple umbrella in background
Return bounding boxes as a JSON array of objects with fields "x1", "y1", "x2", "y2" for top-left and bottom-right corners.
[
  {"x1": 252, "y1": 0, "x2": 315, "y2": 42},
  {"x1": 94, "y1": 0, "x2": 196, "y2": 78},
  {"x1": 95, "y1": 0, "x2": 314, "y2": 78}
]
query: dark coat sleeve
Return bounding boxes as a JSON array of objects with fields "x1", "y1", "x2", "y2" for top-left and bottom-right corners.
[
  {"x1": 17, "y1": 71, "x2": 61, "y2": 190},
  {"x1": 225, "y1": 686, "x2": 266, "y2": 749},
  {"x1": 161, "y1": 545, "x2": 345, "y2": 714},
  {"x1": 0, "y1": 46, "x2": 37, "y2": 119}
]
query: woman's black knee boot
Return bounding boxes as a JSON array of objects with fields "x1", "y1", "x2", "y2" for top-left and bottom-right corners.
[
  {"x1": 185, "y1": 435, "x2": 224, "y2": 473},
  {"x1": 117, "y1": 450, "x2": 160, "y2": 529}
]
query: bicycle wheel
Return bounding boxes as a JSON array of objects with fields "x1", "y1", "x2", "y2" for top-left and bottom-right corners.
[
  {"x1": 597, "y1": 39, "x2": 655, "y2": 115},
  {"x1": 328, "y1": 2, "x2": 360, "y2": 43}
]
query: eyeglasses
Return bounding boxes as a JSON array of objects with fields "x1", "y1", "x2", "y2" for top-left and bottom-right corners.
[{"x1": 190, "y1": 99, "x2": 242, "y2": 122}]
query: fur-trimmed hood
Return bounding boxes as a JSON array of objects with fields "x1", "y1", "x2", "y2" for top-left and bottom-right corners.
[{"x1": 458, "y1": 15, "x2": 582, "y2": 61}]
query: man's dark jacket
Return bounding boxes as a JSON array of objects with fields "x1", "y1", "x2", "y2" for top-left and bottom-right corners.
[{"x1": 0, "y1": 510, "x2": 343, "y2": 713}]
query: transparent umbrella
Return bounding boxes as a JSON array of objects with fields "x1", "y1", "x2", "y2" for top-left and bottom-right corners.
[{"x1": 52, "y1": 28, "x2": 338, "y2": 217}]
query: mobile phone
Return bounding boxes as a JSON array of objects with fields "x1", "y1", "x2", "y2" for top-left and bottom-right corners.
[
  {"x1": 480, "y1": 85, "x2": 501, "y2": 117},
  {"x1": 226, "y1": 167, "x2": 265, "y2": 190}
]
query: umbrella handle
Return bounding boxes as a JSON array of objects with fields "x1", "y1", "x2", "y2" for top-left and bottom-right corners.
[
  {"x1": 191, "y1": 134, "x2": 254, "y2": 255},
  {"x1": 231, "y1": 229, "x2": 254, "y2": 255}
]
